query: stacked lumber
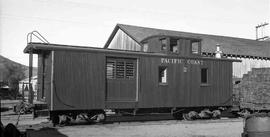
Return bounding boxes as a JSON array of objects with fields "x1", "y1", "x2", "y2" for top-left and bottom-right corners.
[{"x1": 233, "y1": 68, "x2": 270, "y2": 110}]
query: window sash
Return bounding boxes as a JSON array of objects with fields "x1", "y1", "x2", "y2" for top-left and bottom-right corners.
[
  {"x1": 106, "y1": 61, "x2": 116, "y2": 79},
  {"x1": 143, "y1": 43, "x2": 148, "y2": 52},
  {"x1": 160, "y1": 38, "x2": 167, "y2": 50},
  {"x1": 159, "y1": 66, "x2": 168, "y2": 84},
  {"x1": 126, "y1": 62, "x2": 135, "y2": 79},
  {"x1": 106, "y1": 59, "x2": 135, "y2": 80},
  {"x1": 170, "y1": 38, "x2": 178, "y2": 53},
  {"x1": 191, "y1": 41, "x2": 200, "y2": 54}
]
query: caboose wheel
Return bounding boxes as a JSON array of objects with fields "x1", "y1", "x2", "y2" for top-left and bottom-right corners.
[
  {"x1": 212, "y1": 110, "x2": 221, "y2": 119},
  {"x1": 183, "y1": 111, "x2": 198, "y2": 120},
  {"x1": 183, "y1": 113, "x2": 191, "y2": 120},
  {"x1": 94, "y1": 112, "x2": 106, "y2": 123}
]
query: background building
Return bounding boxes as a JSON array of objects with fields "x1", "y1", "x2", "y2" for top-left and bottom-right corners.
[{"x1": 105, "y1": 24, "x2": 270, "y2": 80}]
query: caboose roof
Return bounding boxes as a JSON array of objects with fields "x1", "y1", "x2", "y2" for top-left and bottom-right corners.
[
  {"x1": 104, "y1": 24, "x2": 270, "y2": 58},
  {"x1": 24, "y1": 43, "x2": 240, "y2": 62}
]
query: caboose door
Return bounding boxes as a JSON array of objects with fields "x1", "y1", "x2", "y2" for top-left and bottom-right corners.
[{"x1": 106, "y1": 58, "x2": 138, "y2": 102}]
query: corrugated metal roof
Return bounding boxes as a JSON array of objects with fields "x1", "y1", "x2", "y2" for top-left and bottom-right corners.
[{"x1": 112, "y1": 24, "x2": 270, "y2": 58}]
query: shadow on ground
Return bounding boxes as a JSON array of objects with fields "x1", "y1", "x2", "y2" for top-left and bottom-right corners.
[{"x1": 26, "y1": 127, "x2": 67, "y2": 137}]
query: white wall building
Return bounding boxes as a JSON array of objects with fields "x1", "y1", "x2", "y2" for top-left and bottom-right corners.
[{"x1": 19, "y1": 75, "x2": 38, "y2": 101}]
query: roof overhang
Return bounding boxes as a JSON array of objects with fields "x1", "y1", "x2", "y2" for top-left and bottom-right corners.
[
  {"x1": 24, "y1": 42, "x2": 51, "y2": 54},
  {"x1": 23, "y1": 43, "x2": 240, "y2": 63},
  {"x1": 24, "y1": 42, "x2": 105, "y2": 54}
]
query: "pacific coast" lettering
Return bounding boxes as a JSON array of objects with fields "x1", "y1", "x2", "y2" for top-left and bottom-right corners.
[{"x1": 161, "y1": 58, "x2": 203, "y2": 65}]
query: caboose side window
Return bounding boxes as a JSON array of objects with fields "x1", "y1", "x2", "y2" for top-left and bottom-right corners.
[
  {"x1": 191, "y1": 41, "x2": 200, "y2": 54},
  {"x1": 142, "y1": 42, "x2": 148, "y2": 52},
  {"x1": 160, "y1": 38, "x2": 167, "y2": 51},
  {"x1": 201, "y1": 68, "x2": 208, "y2": 84},
  {"x1": 169, "y1": 38, "x2": 178, "y2": 53},
  {"x1": 106, "y1": 61, "x2": 116, "y2": 79},
  {"x1": 106, "y1": 59, "x2": 135, "y2": 79},
  {"x1": 126, "y1": 62, "x2": 135, "y2": 79},
  {"x1": 159, "y1": 66, "x2": 168, "y2": 84},
  {"x1": 116, "y1": 61, "x2": 125, "y2": 78}
]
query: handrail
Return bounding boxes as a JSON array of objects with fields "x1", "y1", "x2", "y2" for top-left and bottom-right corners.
[{"x1": 27, "y1": 31, "x2": 49, "y2": 44}]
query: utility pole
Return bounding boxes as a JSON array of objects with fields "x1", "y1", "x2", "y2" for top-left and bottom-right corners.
[{"x1": 255, "y1": 22, "x2": 269, "y2": 41}]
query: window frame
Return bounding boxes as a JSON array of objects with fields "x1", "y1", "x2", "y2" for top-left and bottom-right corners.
[
  {"x1": 106, "y1": 58, "x2": 136, "y2": 80},
  {"x1": 125, "y1": 61, "x2": 135, "y2": 79},
  {"x1": 158, "y1": 66, "x2": 168, "y2": 85},
  {"x1": 115, "y1": 61, "x2": 125, "y2": 79},
  {"x1": 160, "y1": 38, "x2": 168, "y2": 51},
  {"x1": 169, "y1": 38, "x2": 179, "y2": 53},
  {"x1": 106, "y1": 60, "x2": 116, "y2": 79},
  {"x1": 191, "y1": 40, "x2": 201, "y2": 55},
  {"x1": 200, "y1": 68, "x2": 209, "y2": 86},
  {"x1": 142, "y1": 42, "x2": 149, "y2": 52}
]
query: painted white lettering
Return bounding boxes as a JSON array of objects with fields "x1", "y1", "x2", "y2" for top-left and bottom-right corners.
[{"x1": 161, "y1": 58, "x2": 202, "y2": 65}]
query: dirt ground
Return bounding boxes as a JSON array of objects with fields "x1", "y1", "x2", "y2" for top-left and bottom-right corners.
[
  {"x1": 1, "y1": 112, "x2": 243, "y2": 137},
  {"x1": 56, "y1": 119, "x2": 243, "y2": 137},
  {"x1": 1, "y1": 100, "x2": 244, "y2": 137}
]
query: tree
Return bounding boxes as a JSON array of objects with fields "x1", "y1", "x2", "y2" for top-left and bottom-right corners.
[{"x1": 3, "y1": 63, "x2": 26, "y2": 98}]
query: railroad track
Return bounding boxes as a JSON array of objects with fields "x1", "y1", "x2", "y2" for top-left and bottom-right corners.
[{"x1": 1, "y1": 112, "x2": 242, "y2": 128}]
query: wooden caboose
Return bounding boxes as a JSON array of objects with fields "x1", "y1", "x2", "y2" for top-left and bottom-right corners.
[{"x1": 24, "y1": 24, "x2": 239, "y2": 124}]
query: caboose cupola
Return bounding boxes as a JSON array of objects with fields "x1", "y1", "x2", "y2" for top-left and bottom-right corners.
[{"x1": 141, "y1": 36, "x2": 202, "y2": 57}]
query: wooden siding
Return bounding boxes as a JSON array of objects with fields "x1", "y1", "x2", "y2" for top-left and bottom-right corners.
[
  {"x1": 41, "y1": 48, "x2": 234, "y2": 111},
  {"x1": 138, "y1": 56, "x2": 232, "y2": 108},
  {"x1": 37, "y1": 54, "x2": 43, "y2": 101},
  {"x1": 43, "y1": 52, "x2": 52, "y2": 109},
  {"x1": 107, "y1": 29, "x2": 141, "y2": 51},
  {"x1": 37, "y1": 52, "x2": 51, "y2": 101},
  {"x1": 53, "y1": 51, "x2": 106, "y2": 110},
  {"x1": 147, "y1": 37, "x2": 163, "y2": 53},
  {"x1": 179, "y1": 39, "x2": 191, "y2": 56}
]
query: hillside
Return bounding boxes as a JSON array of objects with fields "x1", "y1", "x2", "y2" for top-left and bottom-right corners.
[{"x1": 0, "y1": 55, "x2": 37, "y2": 82}]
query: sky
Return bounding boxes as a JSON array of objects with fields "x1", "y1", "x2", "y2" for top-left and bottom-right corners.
[{"x1": 0, "y1": 0, "x2": 269, "y2": 66}]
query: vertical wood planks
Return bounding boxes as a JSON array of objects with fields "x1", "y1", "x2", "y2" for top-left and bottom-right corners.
[
  {"x1": 53, "y1": 51, "x2": 105, "y2": 110},
  {"x1": 42, "y1": 49, "x2": 234, "y2": 111}
]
